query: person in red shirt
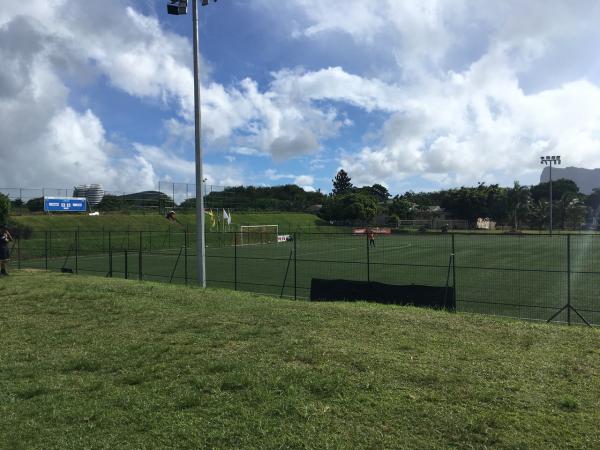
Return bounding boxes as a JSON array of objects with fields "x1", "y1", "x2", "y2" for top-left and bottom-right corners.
[{"x1": 367, "y1": 228, "x2": 376, "y2": 247}]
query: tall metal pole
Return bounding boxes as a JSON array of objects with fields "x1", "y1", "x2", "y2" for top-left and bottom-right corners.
[
  {"x1": 193, "y1": 0, "x2": 206, "y2": 287},
  {"x1": 549, "y1": 163, "x2": 553, "y2": 235}
]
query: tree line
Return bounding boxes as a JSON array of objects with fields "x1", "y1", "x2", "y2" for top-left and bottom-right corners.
[
  {"x1": 320, "y1": 170, "x2": 599, "y2": 229},
  {"x1": 5, "y1": 169, "x2": 600, "y2": 230}
]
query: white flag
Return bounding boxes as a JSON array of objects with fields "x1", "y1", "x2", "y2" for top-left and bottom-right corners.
[{"x1": 223, "y1": 209, "x2": 231, "y2": 225}]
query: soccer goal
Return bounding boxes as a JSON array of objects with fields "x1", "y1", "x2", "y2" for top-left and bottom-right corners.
[{"x1": 238, "y1": 225, "x2": 279, "y2": 246}]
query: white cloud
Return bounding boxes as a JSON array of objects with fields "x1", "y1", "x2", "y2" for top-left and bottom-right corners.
[
  {"x1": 263, "y1": 170, "x2": 314, "y2": 190},
  {"x1": 134, "y1": 144, "x2": 245, "y2": 187},
  {"x1": 5, "y1": 0, "x2": 600, "y2": 194},
  {"x1": 0, "y1": 1, "x2": 248, "y2": 191},
  {"x1": 342, "y1": 53, "x2": 600, "y2": 187}
]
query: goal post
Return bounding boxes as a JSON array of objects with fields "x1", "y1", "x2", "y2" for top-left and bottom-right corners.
[{"x1": 238, "y1": 225, "x2": 279, "y2": 246}]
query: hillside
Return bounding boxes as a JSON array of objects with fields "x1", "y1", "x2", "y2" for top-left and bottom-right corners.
[
  {"x1": 2, "y1": 272, "x2": 600, "y2": 448},
  {"x1": 12, "y1": 212, "x2": 327, "y2": 232},
  {"x1": 541, "y1": 166, "x2": 600, "y2": 194}
]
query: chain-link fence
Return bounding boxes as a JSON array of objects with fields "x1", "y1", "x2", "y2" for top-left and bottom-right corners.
[
  {"x1": 11, "y1": 230, "x2": 600, "y2": 326},
  {"x1": 0, "y1": 182, "x2": 231, "y2": 215}
]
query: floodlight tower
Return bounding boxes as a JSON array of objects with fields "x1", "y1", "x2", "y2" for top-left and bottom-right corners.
[
  {"x1": 540, "y1": 155, "x2": 561, "y2": 235},
  {"x1": 167, "y1": 0, "x2": 218, "y2": 287}
]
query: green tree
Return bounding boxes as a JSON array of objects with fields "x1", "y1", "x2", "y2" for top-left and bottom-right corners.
[
  {"x1": 331, "y1": 170, "x2": 353, "y2": 196},
  {"x1": 0, "y1": 193, "x2": 10, "y2": 224},
  {"x1": 530, "y1": 178, "x2": 579, "y2": 202},
  {"x1": 506, "y1": 181, "x2": 530, "y2": 230},
  {"x1": 527, "y1": 200, "x2": 549, "y2": 230},
  {"x1": 564, "y1": 199, "x2": 588, "y2": 229},
  {"x1": 97, "y1": 195, "x2": 123, "y2": 212},
  {"x1": 320, "y1": 193, "x2": 377, "y2": 222},
  {"x1": 556, "y1": 192, "x2": 588, "y2": 229},
  {"x1": 358, "y1": 184, "x2": 390, "y2": 202},
  {"x1": 26, "y1": 197, "x2": 44, "y2": 212},
  {"x1": 439, "y1": 185, "x2": 490, "y2": 222},
  {"x1": 586, "y1": 188, "x2": 600, "y2": 211},
  {"x1": 388, "y1": 196, "x2": 413, "y2": 219}
]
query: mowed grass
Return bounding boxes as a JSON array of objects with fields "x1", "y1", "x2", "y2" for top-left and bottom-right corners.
[
  {"x1": 1, "y1": 272, "x2": 600, "y2": 449},
  {"x1": 13, "y1": 212, "x2": 327, "y2": 233},
  {"x1": 16, "y1": 232, "x2": 600, "y2": 325}
]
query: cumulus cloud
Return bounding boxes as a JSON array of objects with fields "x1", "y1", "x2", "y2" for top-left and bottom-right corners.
[
  {"x1": 253, "y1": 0, "x2": 600, "y2": 188},
  {"x1": 0, "y1": 1, "x2": 192, "y2": 191},
  {"x1": 4, "y1": 0, "x2": 600, "y2": 194},
  {"x1": 341, "y1": 47, "x2": 600, "y2": 187},
  {"x1": 263, "y1": 170, "x2": 314, "y2": 190}
]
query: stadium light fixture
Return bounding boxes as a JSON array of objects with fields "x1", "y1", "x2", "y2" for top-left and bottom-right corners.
[
  {"x1": 166, "y1": 0, "x2": 218, "y2": 288},
  {"x1": 540, "y1": 155, "x2": 561, "y2": 235}
]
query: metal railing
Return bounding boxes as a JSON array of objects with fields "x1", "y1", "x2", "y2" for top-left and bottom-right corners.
[{"x1": 12, "y1": 230, "x2": 600, "y2": 326}]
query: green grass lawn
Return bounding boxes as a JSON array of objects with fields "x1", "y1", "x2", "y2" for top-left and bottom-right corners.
[
  {"x1": 1, "y1": 272, "x2": 600, "y2": 448},
  {"x1": 15, "y1": 231, "x2": 600, "y2": 325},
  {"x1": 13, "y1": 212, "x2": 328, "y2": 233}
]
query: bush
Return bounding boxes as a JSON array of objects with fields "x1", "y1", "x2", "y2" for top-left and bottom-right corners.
[
  {"x1": 319, "y1": 193, "x2": 378, "y2": 222},
  {"x1": 7, "y1": 222, "x2": 32, "y2": 240},
  {"x1": 26, "y1": 197, "x2": 44, "y2": 212},
  {"x1": 0, "y1": 193, "x2": 9, "y2": 224}
]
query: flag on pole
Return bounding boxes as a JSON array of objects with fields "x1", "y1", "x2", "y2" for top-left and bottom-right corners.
[
  {"x1": 223, "y1": 209, "x2": 231, "y2": 225},
  {"x1": 206, "y1": 209, "x2": 216, "y2": 227}
]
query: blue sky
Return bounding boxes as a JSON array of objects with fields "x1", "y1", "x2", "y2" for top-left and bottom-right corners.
[{"x1": 3, "y1": 0, "x2": 600, "y2": 195}]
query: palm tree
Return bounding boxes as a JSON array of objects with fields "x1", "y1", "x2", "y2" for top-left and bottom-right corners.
[
  {"x1": 507, "y1": 181, "x2": 530, "y2": 230},
  {"x1": 527, "y1": 200, "x2": 549, "y2": 231},
  {"x1": 560, "y1": 194, "x2": 588, "y2": 229}
]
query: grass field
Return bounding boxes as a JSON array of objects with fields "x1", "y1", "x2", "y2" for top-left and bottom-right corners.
[
  {"x1": 14, "y1": 230, "x2": 600, "y2": 326},
  {"x1": 12, "y1": 212, "x2": 328, "y2": 233},
  {"x1": 2, "y1": 272, "x2": 600, "y2": 448}
]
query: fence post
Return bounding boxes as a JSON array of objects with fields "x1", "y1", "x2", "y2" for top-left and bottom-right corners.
[
  {"x1": 366, "y1": 232, "x2": 371, "y2": 282},
  {"x1": 567, "y1": 234, "x2": 571, "y2": 326},
  {"x1": 45, "y1": 231, "x2": 48, "y2": 270},
  {"x1": 75, "y1": 230, "x2": 79, "y2": 274},
  {"x1": 124, "y1": 250, "x2": 128, "y2": 279},
  {"x1": 17, "y1": 236, "x2": 21, "y2": 269},
  {"x1": 168, "y1": 225, "x2": 171, "y2": 248},
  {"x1": 452, "y1": 233, "x2": 457, "y2": 299},
  {"x1": 294, "y1": 232, "x2": 297, "y2": 300},
  {"x1": 184, "y1": 244, "x2": 188, "y2": 285},
  {"x1": 234, "y1": 231, "x2": 238, "y2": 290},
  {"x1": 108, "y1": 231, "x2": 113, "y2": 278},
  {"x1": 49, "y1": 230, "x2": 52, "y2": 259},
  {"x1": 139, "y1": 231, "x2": 143, "y2": 281},
  {"x1": 184, "y1": 228, "x2": 188, "y2": 285}
]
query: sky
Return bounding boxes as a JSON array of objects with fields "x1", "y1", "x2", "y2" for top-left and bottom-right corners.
[{"x1": 2, "y1": 0, "x2": 600, "y2": 195}]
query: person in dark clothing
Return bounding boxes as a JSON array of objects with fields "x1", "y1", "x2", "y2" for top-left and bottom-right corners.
[{"x1": 0, "y1": 224, "x2": 13, "y2": 276}]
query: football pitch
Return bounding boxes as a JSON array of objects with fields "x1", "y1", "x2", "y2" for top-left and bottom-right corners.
[{"x1": 15, "y1": 231, "x2": 600, "y2": 325}]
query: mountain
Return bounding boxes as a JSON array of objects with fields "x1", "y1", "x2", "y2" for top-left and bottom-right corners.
[{"x1": 540, "y1": 166, "x2": 600, "y2": 194}]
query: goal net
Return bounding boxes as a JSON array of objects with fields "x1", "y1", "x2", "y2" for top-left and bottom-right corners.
[{"x1": 238, "y1": 225, "x2": 279, "y2": 246}]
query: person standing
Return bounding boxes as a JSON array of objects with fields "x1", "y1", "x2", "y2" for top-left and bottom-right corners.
[
  {"x1": 0, "y1": 224, "x2": 13, "y2": 276},
  {"x1": 367, "y1": 228, "x2": 376, "y2": 248}
]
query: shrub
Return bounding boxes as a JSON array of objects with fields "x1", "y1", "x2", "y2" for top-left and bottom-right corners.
[{"x1": 0, "y1": 193, "x2": 10, "y2": 224}]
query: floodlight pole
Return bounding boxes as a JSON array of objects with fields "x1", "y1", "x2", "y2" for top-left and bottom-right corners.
[
  {"x1": 549, "y1": 162, "x2": 553, "y2": 235},
  {"x1": 191, "y1": 0, "x2": 206, "y2": 287},
  {"x1": 540, "y1": 155, "x2": 561, "y2": 236}
]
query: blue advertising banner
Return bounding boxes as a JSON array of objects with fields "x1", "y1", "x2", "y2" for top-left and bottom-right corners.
[{"x1": 44, "y1": 197, "x2": 87, "y2": 212}]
